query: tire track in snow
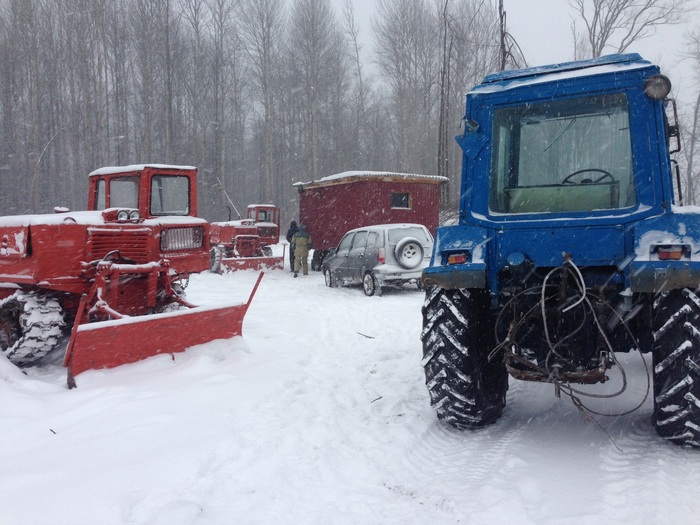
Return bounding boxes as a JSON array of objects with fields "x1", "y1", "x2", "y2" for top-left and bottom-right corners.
[{"x1": 597, "y1": 409, "x2": 700, "y2": 524}]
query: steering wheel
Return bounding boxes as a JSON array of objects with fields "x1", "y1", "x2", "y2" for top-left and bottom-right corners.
[{"x1": 562, "y1": 169, "x2": 614, "y2": 185}]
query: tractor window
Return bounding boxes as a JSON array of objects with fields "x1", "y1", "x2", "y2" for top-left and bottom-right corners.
[
  {"x1": 490, "y1": 93, "x2": 635, "y2": 214},
  {"x1": 110, "y1": 177, "x2": 139, "y2": 209},
  {"x1": 95, "y1": 179, "x2": 106, "y2": 210},
  {"x1": 150, "y1": 175, "x2": 190, "y2": 216}
]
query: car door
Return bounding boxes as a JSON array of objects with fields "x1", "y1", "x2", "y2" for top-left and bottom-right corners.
[
  {"x1": 332, "y1": 232, "x2": 355, "y2": 281},
  {"x1": 344, "y1": 230, "x2": 368, "y2": 283}
]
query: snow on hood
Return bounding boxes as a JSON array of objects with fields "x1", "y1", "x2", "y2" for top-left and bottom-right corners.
[{"x1": 0, "y1": 210, "x2": 207, "y2": 227}]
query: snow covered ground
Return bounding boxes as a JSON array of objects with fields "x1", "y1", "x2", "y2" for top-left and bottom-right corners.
[{"x1": 2, "y1": 260, "x2": 700, "y2": 524}]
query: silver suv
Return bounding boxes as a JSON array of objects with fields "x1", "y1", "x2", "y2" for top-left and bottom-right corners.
[{"x1": 321, "y1": 223, "x2": 433, "y2": 296}]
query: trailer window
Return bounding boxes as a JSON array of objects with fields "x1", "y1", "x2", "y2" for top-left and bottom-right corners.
[
  {"x1": 150, "y1": 175, "x2": 190, "y2": 216},
  {"x1": 110, "y1": 177, "x2": 139, "y2": 209},
  {"x1": 490, "y1": 93, "x2": 635, "y2": 214},
  {"x1": 391, "y1": 192, "x2": 411, "y2": 209}
]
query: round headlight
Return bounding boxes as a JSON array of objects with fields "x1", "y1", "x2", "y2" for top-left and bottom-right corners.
[
  {"x1": 644, "y1": 74, "x2": 672, "y2": 100},
  {"x1": 129, "y1": 210, "x2": 140, "y2": 221},
  {"x1": 116, "y1": 209, "x2": 130, "y2": 221}
]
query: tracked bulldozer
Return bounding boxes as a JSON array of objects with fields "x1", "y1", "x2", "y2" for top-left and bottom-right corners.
[{"x1": 0, "y1": 164, "x2": 261, "y2": 386}]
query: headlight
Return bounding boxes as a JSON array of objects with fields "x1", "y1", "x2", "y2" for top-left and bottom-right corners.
[
  {"x1": 116, "y1": 209, "x2": 130, "y2": 221},
  {"x1": 644, "y1": 74, "x2": 672, "y2": 100},
  {"x1": 129, "y1": 210, "x2": 140, "y2": 221}
]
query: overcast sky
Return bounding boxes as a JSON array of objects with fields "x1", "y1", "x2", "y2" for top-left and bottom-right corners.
[{"x1": 339, "y1": 0, "x2": 700, "y2": 99}]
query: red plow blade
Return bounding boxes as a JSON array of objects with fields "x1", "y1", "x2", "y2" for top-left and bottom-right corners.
[
  {"x1": 219, "y1": 255, "x2": 284, "y2": 272},
  {"x1": 64, "y1": 273, "x2": 263, "y2": 386}
]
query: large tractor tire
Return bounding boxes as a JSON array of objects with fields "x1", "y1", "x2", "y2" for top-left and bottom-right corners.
[
  {"x1": 421, "y1": 286, "x2": 508, "y2": 428},
  {"x1": 652, "y1": 288, "x2": 700, "y2": 447},
  {"x1": 0, "y1": 291, "x2": 66, "y2": 366}
]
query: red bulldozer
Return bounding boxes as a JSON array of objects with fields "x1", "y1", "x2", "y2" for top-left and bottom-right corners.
[
  {"x1": 0, "y1": 164, "x2": 262, "y2": 386},
  {"x1": 209, "y1": 204, "x2": 284, "y2": 272}
]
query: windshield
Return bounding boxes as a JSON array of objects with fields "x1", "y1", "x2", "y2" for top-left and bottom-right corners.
[
  {"x1": 150, "y1": 175, "x2": 190, "y2": 216},
  {"x1": 489, "y1": 93, "x2": 635, "y2": 214},
  {"x1": 110, "y1": 177, "x2": 139, "y2": 208}
]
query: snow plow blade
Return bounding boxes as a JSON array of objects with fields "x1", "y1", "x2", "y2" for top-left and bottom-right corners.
[
  {"x1": 217, "y1": 245, "x2": 286, "y2": 273},
  {"x1": 219, "y1": 255, "x2": 284, "y2": 272},
  {"x1": 64, "y1": 273, "x2": 263, "y2": 386}
]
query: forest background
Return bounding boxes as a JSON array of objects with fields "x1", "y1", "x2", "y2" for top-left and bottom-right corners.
[{"x1": 1, "y1": 0, "x2": 699, "y2": 223}]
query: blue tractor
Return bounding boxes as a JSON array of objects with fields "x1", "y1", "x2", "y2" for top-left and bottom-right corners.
[{"x1": 421, "y1": 54, "x2": 700, "y2": 447}]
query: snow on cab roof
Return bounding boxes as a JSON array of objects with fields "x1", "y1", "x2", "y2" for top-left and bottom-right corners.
[
  {"x1": 89, "y1": 164, "x2": 196, "y2": 177},
  {"x1": 294, "y1": 170, "x2": 448, "y2": 187},
  {"x1": 472, "y1": 53, "x2": 655, "y2": 94}
]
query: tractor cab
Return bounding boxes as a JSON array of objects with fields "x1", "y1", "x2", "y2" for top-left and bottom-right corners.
[
  {"x1": 88, "y1": 164, "x2": 199, "y2": 220},
  {"x1": 246, "y1": 204, "x2": 280, "y2": 245},
  {"x1": 459, "y1": 54, "x2": 676, "y2": 226}
]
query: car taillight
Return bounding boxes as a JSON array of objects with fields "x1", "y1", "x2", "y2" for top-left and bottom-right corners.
[{"x1": 378, "y1": 247, "x2": 386, "y2": 264}]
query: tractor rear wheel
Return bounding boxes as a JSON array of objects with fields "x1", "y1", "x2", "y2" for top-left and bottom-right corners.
[
  {"x1": 652, "y1": 288, "x2": 700, "y2": 447},
  {"x1": 1, "y1": 291, "x2": 66, "y2": 366},
  {"x1": 421, "y1": 286, "x2": 507, "y2": 428}
]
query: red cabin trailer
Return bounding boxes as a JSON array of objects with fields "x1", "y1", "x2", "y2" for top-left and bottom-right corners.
[{"x1": 295, "y1": 171, "x2": 447, "y2": 269}]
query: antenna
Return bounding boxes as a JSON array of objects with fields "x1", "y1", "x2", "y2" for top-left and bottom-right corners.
[{"x1": 216, "y1": 177, "x2": 242, "y2": 219}]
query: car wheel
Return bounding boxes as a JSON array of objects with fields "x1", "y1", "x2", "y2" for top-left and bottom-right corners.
[
  {"x1": 394, "y1": 237, "x2": 424, "y2": 269},
  {"x1": 324, "y1": 268, "x2": 337, "y2": 288},
  {"x1": 363, "y1": 272, "x2": 381, "y2": 297}
]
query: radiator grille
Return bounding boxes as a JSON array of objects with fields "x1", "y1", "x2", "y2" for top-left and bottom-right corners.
[{"x1": 87, "y1": 227, "x2": 152, "y2": 263}]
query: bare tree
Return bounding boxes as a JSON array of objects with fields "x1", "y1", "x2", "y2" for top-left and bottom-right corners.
[
  {"x1": 341, "y1": 0, "x2": 370, "y2": 164},
  {"x1": 441, "y1": 0, "x2": 500, "y2": 207},
  {"x1": 239, "y1": 0, "x2": 285, "y2": 204},
  {"x1": 286, "y1": 0, "x2": 346, "y2": 181},
  {"x1": 374, "y1": 0, "x2": 439, "y2": 173},
  {"x1": 679, "y1": 30, "x2": 700, "y2": 205},
  {"x1": 569, "y1": 0, "x2": 691, "y2": 57}
]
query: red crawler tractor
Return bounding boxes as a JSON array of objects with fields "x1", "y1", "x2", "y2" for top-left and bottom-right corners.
[
  {"x1": 209, "y1": 204, "x2": 284, "y2": 272},
  {"x1": 0, "y1": 164, "x2": 261, "y2": 385}
]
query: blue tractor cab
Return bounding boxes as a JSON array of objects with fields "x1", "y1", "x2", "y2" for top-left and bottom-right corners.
[{"x1": 421, "y1": 54, "x2": 700, "y2": 447}]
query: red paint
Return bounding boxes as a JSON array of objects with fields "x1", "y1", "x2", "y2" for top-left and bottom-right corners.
[{"x1": 298, "y1": 174, "x2": 444, "y2": 252}]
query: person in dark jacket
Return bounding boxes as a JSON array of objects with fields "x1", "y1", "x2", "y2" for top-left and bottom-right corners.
[
  {"x1": 286, "y1": 220, "x2": 299, "y2": 272},
  {"x1": 292, "y1": 224, "x2": 312, "y2": 277}
]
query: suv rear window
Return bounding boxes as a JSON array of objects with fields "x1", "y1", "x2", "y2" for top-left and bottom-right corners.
[{"x1": 387, "y1": 227, "x2": 430, "y2": 244}]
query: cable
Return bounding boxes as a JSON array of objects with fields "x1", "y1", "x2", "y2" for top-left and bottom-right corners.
[{"x1": 489, "y1": 258, "x2": 651, "y2": 419}]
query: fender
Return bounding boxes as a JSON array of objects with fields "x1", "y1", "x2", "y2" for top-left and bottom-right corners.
[{"x1": 421, "y1": 223, "x2": 490, "y2": 290}]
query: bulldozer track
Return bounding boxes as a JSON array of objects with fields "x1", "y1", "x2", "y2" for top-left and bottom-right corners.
[{"x1": 1, "y1": 291, "x2": 66, "y2": 366}]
